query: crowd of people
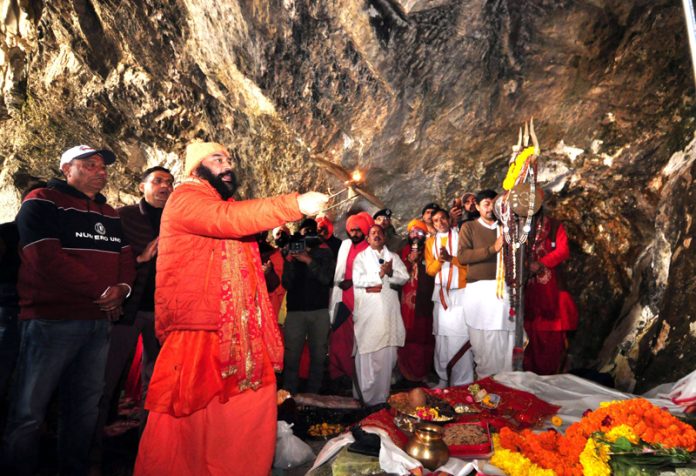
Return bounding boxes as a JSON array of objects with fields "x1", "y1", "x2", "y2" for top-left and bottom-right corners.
[{"x1": 0, "y1": 141, "x2": 577, "y2": 475}]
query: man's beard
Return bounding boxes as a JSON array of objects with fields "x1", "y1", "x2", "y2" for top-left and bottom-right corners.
[
  {"x1": 349, "y1": 233, "x2": 365, "y2": 244},
  {"x1": 195, "y1": 164, "x2": 238, "y2": 200}
]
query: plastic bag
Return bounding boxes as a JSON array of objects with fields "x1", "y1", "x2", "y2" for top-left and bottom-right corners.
[{"x1": 273, "y1": 420, "x2": 315, "y2": 469}]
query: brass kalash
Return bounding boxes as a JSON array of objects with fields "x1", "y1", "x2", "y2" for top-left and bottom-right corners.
[{"x1": 404, "y1": 423, "x2": 450, "y2": 470}]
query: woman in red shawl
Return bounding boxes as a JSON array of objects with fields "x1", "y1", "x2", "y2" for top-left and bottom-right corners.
[{"x1": 397, "y1": 219, "x2": 435, "y2": 382}]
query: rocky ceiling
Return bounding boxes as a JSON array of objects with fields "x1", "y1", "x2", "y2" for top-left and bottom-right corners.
[{"x1": 0, "y1": 0, "x2": 694, "y2": 391}]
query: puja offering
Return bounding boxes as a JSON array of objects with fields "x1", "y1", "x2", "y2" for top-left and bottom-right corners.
[
  {"x1": 388, "y1": 388, "x2": 456, "y2": 423},
  {"x1": 443, "y1": 421, "x2": 493, "y2": 459},
  {"x1": 454, "y1": 403, "x2": 480, "y2": 414},
  {"x1": 443, "y1": 423, "x2": 489, "y2": 446},
  {"x1": 307, "y1": 422, "x2": 344, "y2": 439},
  {"x1": 468, "y1": 383, "x2": 500, "y2": 409}
]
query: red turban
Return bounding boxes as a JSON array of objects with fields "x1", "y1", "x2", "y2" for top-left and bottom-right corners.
[
  {"x1": 316, "y1": 216, "x2": 334, "y2": 238},
  {"x1": 345, "y1": 212, "x2": 374, "y2": 235}
]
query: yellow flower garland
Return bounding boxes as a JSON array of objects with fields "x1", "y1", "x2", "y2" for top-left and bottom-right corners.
[
  {"x1": 491, "y1": 435, "x2": 556, "y2": 476},
  {"x1": 579, "y1": 437, "x2": 611, "y2": 476},
  {"x1": 503, "y1": 146, "x2": 535, "y2": 190},
  {"x1": 605, "y1": 424, "x2": 639, "y2": 445}
]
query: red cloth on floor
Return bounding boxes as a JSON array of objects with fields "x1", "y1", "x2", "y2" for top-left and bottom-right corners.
[{"x1": 135, "y1": 378, "x2": 277, "y2": 476}]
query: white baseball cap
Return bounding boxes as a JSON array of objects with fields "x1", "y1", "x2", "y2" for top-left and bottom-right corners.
[{"x1": 60, "y1": 145, "x2": 116, "y2": 167}]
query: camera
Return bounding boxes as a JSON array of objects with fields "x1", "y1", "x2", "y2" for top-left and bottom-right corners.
[{"x1": 286, "y1": 232, "x2": 322, "y2": 254}]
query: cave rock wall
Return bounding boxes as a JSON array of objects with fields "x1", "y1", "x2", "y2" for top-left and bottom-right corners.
[{"x1": 0, "y1": 0, "x2": 694, "y2": 389}]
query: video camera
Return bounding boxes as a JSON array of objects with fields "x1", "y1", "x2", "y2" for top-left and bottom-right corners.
[{"x1": 286, "y1": 232, "x2": 323, "y2": 254}]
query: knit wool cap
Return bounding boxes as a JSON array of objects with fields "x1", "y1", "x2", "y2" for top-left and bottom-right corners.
[{"x1": 184, "y1": 142, "x2": 229, "y2": 177}]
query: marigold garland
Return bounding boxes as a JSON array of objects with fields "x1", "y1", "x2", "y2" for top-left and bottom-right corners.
[
  {"x1": 578, "y1": 438, "x2": 611, "y2": 476},
  {"x1": 490, "y1": 435, "x2": 556, "y2": 476},
  {"x1": 494, "y1": 398, "x2": 696, "y2": 476},
  {"x1": 604, "y1": 424, "x2": 639, "y2": 445}
]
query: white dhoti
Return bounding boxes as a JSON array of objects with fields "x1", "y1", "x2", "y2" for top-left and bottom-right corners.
[
  {"x1": 468, "y1": 328, "x2": 514, "y2": 378},
  {"x1": 432, "y1": 288, "x2": 473, "y2": 387},
  {"x1": 433, "y1": 335, "x2": 474, "y2": 387},
  {"x1": 353, "y1": 346, "x2": 398, "y2": 406},
  {"x1": 462, "y1": 280, "x2": 515, "y2": 378}
]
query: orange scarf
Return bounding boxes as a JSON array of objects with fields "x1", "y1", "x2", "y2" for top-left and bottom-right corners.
[
  {"x1": 434, "y1": 229, "x2": 454, "y2": 310},
  {"x1": 218, "y1": 239, "x2": 284, "y2": 391}
]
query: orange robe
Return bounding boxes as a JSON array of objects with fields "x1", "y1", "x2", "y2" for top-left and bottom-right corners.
[{"x1": 135, "y1": 180, "x2": 302, "y2": 476}]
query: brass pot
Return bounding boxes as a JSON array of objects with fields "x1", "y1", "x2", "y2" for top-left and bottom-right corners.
[{"x1": 404, "y1": 423, "x2": 449, "y2": 470}]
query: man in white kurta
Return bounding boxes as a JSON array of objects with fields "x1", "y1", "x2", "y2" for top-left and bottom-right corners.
[
  {"x1": 424, "y1": 209, "x2": 473, "y2": 387},
  {"x1": 457, "y1": 190, "x2": 515, "y2": 378},
  {"x1": 352, "y1": 225, "x2": 409, "y2": 405}
]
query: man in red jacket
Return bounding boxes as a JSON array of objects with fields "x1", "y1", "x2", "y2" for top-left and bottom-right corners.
[
  {"x1": 523, "y1": 213, "x2": 578, "y2": 375},
  {"x1": 2, "y1": 145, "x2": 136, "y2": 476},
  {"x1": 134, "y1": 142, "x2": 327, "y2": 476}
]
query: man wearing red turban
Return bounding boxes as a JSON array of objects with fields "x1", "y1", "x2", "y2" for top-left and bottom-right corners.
[
  {"x1": 327, "y1": 212, "x2": 373, "y2": 389},
  {"x1": 316, "y1": 216, "x2": 341, "y2": 258}
]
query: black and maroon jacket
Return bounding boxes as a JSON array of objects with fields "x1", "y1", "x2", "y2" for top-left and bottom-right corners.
[{"x1": 16, "y1": 179, "x2": 136, "y2": 320}]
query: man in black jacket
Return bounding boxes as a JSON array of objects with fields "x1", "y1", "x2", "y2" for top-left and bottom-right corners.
[
  {"x1": 92, "y1": 166, "x2": 173, "y2": 464},
  {"x1": 281, "y1": 218, "x2": 335, "y2": 394}
]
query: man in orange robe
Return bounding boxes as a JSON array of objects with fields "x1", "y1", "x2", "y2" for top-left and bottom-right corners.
[{"x1": 134, "y1": 142, "x2": 327, "y2": 476}]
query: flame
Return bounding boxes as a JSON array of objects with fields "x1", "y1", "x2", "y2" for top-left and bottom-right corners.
[{"x1": 351, "y1": 169, "x2": 363, "y2": 183}]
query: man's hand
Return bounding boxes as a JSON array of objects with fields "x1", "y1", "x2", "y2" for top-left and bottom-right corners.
[
  {"x1": 407, "y1": 250, "x2": 420, "y2": 263},
  {"x1": 493, "y1": 234, "x2": 504, "y2": 253},
  {"x1": 293, "y1": 250, "x2": 312, "y2": 264},
  {"x1": 380, "y1": 260, "x2": 393, "y2": 278},
  {"x1": 136, "y1": 238, "x2": 159, "y2": 264},
  {"x1": 95, "y1": 284, "x2": 130, "y2": 320},
  {"x1": 262, "y1": 260, "x2": 274, "y2": 273},
  {"x1": 439, "y1": 247, "x2": 452, "y2": 263},
  {"x1": 338, "y1": 279, "x2": 353, "y2": 290},
  {"x1": 104, "y1": 305, "x2": 123, "y2": 322},
  {"x1": 449, "y1": 206, "x2": 462, "y2": 224},
  {"x1": 529, "y1": 261, "x2": 544, "y2": 275},
  {"x1": 297, "y1": 192, "x2": 329, "y2": 216}
]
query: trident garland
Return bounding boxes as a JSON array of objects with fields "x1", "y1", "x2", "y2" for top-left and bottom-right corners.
[{"x1": 495, "y1": 119, "x2": 544, "y2": 371}]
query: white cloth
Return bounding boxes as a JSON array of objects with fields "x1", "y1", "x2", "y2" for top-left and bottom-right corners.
[
  {"x1": 308, "y1": 426, "x2": 479, "y2": 476},
  {"x1": 434, "y1": 334, "x2": 474, "y2": 387},
  {"x1": 309, "y1": 371, "x2": 688, "y2": 475},
  {"x1": 433, "y1": 288, "x2": 467, "y2": 336},
  {"x1": 353, "y1": 346, "x2": 398, "y2": 406},
  {"x1": 328, "y1": 239, "x2": 352, "y2": 324},
  {"x1": 352, "y1": 247, "x2": 409, "y2": 355},
  {"x1": 462, "y1": 280, "x2": 514, "y2": 331},
  {"x1": 468, "y1": 328, "x2": 514, "y2": 378}
]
